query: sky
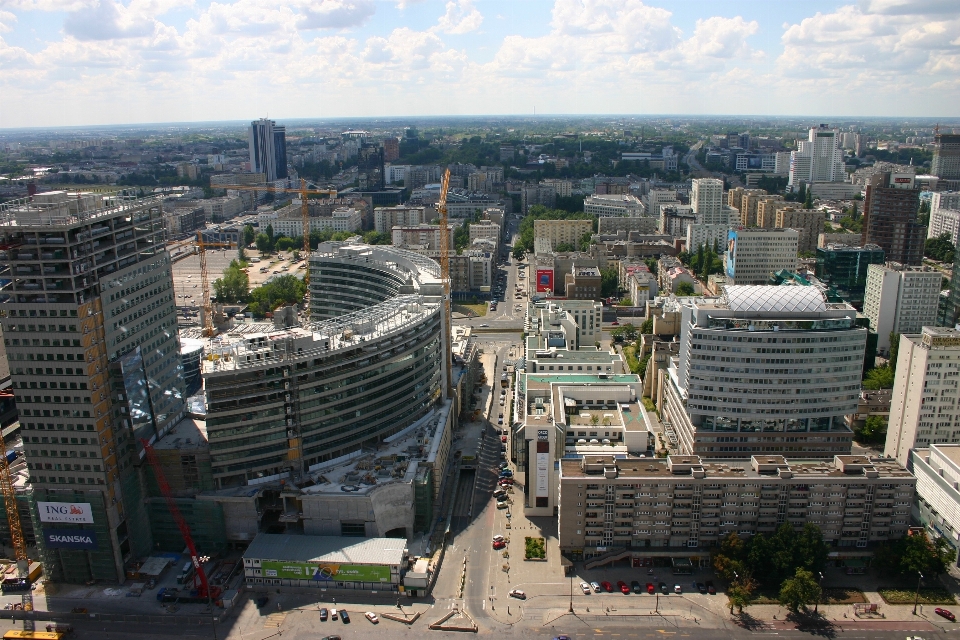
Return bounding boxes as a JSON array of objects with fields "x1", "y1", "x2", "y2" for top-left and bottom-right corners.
[{"x1": 0, "y1": 0, "x2": 958, "y2": 128}]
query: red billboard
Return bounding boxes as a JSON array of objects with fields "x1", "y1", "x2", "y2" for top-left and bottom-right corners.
[{"x1": 536, "y1": 269, "x2": 554, "y2": 293}]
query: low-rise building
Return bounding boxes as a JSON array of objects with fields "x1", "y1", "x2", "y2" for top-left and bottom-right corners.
[
  {"x1": 626, "y1": 270, "x2": 658, "y2": 306},
  {"x1": 912, "y1": 444, "x2": 960, "y2": 557},
  {"x1": 584, "y1": 194, "x2": 644, "y2": 218},
  {"x1": 565, "y1": 265, "x2": 602, "y2": 300},
  {"x1": 559, "y1": 454, "x2": 914, "y2": 560},
  {"x1": 597, "y1": 216, "x2": 659, "y2": 235}
]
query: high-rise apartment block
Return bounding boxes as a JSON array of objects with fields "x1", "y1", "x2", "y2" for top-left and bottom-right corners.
[
  {"x1": 886, "y1": 327, "x2": 960, "y2": 467},
  {"x1": 521, "y1": 184, "x2": 556, "y2": 214},
  {"x1": 0, "y1": 191, "x2": 186, "y2": 582},
  {"x1": 373, "y1": 205, "x2": 425, "y2": 234},
  {"x1": 861, "y1": 172, "x2": 925, "y2": 266},
  {"x1": 690, "y1": 178, "x2": 724, "y2": 224},
  {"x1": 789, "y1": 125, "x2": 845, "y2": 189},
  {"x1": 932, "y1": 133, "x2": 960, "y2": 180},
  {"x1": 249, "y1": 118, "x2": 287, "y2": 182},
  {"x1": 382, "y1": 137, "x2": 400, "y2": 163},
  {"x1": 661, "y1": 286, "x2": 864, "y2": 459},
  {"x1": 863, "y1": 262, "x2": 942, "y2": 353},
  {"x1": 725, "y1": 228, "x2": 798, "y2": 285},
  {"x1": 776, "y1": 207, "x2": 827, "y2": 254},
  {"x1": 533, "y1": 219, "x2": 593, "y2": 250},
  {"x1": 740, "y1": 193, "x2": 781, "y2": 227}
]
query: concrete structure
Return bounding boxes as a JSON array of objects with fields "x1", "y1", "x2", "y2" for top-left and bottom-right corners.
[
  {"x1": 933, "y1": 192, "x2": 960, "y2": 214},
  {"x1": 886, "y1": 327, "x2": 960, "y2": 467},
  {"x1": 521, "y1": 184, "x2": 556, "y2": 214},
  {"x1": 249, "y1": 118, "x2": 287, "y2": 182},
  {"x1": 583, "y1": 194, "x2": 644, "y2": 218},
  {"x1": 468, "y1": 219, "x2": 501, "y2": 247},
  {"x1": 626, "y1": 270, "x2": 658, "y2": 306},
  {"x1": 776, "y1": 207, "x2": 827, "y2": 254},
  {"x1": 373, "y1": 205, "x2": 425, "y2": 234},
  {"x1": 690, "y1": 178, "x2": 724, "y2": 225},
  {"x1": 449, "y1": 250, "x2": 493, "y2": 292},
  {"x1": 861, "y1": 172, "x2": 925, "y2": 266},
  {"x1": 686, "y1": 224, "x2": 730, "y2": 252},
  {"x1": 564, "y1": 265, "x2": 602, "y2": 300},
  {"x1": 258, "y1": 205, "x2": 362, "y2": 237},
  {"x1": 863, "y1": 262, "x2": 941, "y2": 352},
  {"x1": 391, "y1": 223, "x2": 456, "y2": 254},
  {"x1": 533, "y1": 219, "x2": 593, "y2": 251},
  {"x1": 243, "y1": 534, "x2": 407, "y2": 591},
  {"x1": 660, "y1": 286, "x2": 863, "y2": 459},
  {"x1": 642, "y1": 189, "x2": 678, "y2": 216},
  {"x1": 660, "y1": 205, "x2": 697, "y2": 239},
  {"x1": 756, "y1": 198, "x2": 794, "y2": 229},
  {"x1": 526, "y1": 299, "x2": 603, "y2": 349},
  {"x1": 203, "y1": 196, "x2": 245, "y2": 222},
  {"x1": 928, "y1": 208, "x2": 960, "y2": 244},
  {"x1": 541, "y1": 178, "x2": 573, "y2": 197},
  {"x1": 726, "y1": 228, "x2": 799, "y2": 285},
  {"x1": 789, "y1": 125, "x2": 845, "y2": 190},
  {"x1": 810, "y1": 182, "x2": 862, "y2": 200},
  {"x1": 912, "y1": 444, "x2": 960, "y2": 556},
  {"x1": 597, "y1": 216, "x2": 659, "y2": 235},
  {"x1": 559, "y1": 454, "x2": 913, "y2": 559},
  {"x1": 932, "y1": 134, "x2": 960, "y2": 180},
  {"x1": 819, "y1": 232, "x2": 862, "y2": 248},
  {"x1": 0, "y1": 191, "x2": 186, "y2": 583},
  {"x1": 740, "y1": 193, "x2": 781, "y2": 228}
]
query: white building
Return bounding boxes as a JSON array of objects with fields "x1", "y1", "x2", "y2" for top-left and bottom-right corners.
[
  {"x1": 583, "y1": 194, "x2": 644, "y2": 217},
  {"x1": 933, "y1": 192, "x2": 960, "y2": 213},
  {"x1": 391, "y1": 223, "x2": 457, "y2": 253},
  {"x1": 384, "y1": 164, "x2": 411, "y2": 184},
  {"x1": 626, "y1": 270, "x2": 658, "y2": 305},
  {"x1": 374, "y1": 205, "x2": 425, "y2": 234},
  {"x1": 928, "y1": 208, "x2": 960, "y2": 242},
  {"x1": 789, "y1": 125, "x2": 846, "y2": 189},
  {"x1": 203, "y1": 196, "x2": 245, "y2": 222},
  {"x1": 886, "y1": 327, "x2": 960, "y2": 467},
  {"x1": 690, "y1": 178, "x2": 724, "y2": 224},
  {"x1": 687, "y1": 223, "x2": 731, "y2": 252},
  {"x1": 661, "y1": 286, "x2": 864, "y2": 459},
  {"x1": 863, "y1": 263, "x2": 942, "y2": 353},
  {"x1": 642, "y1": 189, "x2": 678, "y2": 215},
  {"x1": 726, "y1": 228, "x2": 799, "y2": 285},
  {"x1": 912, "y1": 444, "x2": 960, "y2": 554}
]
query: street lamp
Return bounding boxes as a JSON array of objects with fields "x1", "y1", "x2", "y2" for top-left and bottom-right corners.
[
  {"x1": 815, "y1": 572, "x2": 824, "y2": 613},
  {"x1": 913, "y1": 571, "x2": 924, "y2": 615},
  {"x1": 568, "y1": 570, "x2": 574, "y2": 613}
]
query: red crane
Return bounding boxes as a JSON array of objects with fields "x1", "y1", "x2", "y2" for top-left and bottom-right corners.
[{"x1": 141, "y1": 439, "x2": 221, "y2": 601}]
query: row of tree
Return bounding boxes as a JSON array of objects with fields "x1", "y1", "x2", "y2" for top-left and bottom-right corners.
[
  {"x1": 250, "y1": 224, "x2": 389, "y2": 256},
  {"x1": 212, "y1": 259, "x2": 307, "y2": 318}
]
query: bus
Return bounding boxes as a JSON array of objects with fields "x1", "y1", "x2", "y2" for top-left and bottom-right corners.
[{"x1": 4, "y1": 632, "x2": 65, "y2": 639}]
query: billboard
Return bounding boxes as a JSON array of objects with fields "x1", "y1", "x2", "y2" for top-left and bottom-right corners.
[
  {"x1": 260, "y1": 561, "x2": 390, "y2": 583},
  {"x1": 536, "y1": 269, "x2": 554, "y2": 293},
  {"x1": 535, "y1": 440, "x2": 550, "y2": 498},
  {"x1": 726, "y1": 230, "x2": 737, "y2": 279},
  {"x1": 38, "y1": 501, "x2": 94, "y2": 524},
  {"x1": 43, "y1": 528, "x2": 97, "y2": 550}
]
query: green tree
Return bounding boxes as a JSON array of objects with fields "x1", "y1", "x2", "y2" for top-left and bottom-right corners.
[
  {"x1": 255, "y1": 233, "x2": 272, "y2": 255},
  {"x1": 554, "y1": 242, "x2": 575, "y2": 252},
  {"x1": 578, "y1": 231, "x2": 593, "y2": 252},
  {"x1": 212, "y1": 260, "x2": 249, "y2": 303},
  {"x1": 855, "y1": 415, "x2": 888, "y2": 444},
  {"x1": 803, "y1": 188, "x2": 814, "y2": 210},
  {"x1": 925, "y1": 233, "x2": 955, "y2": 263},
  {"x1": 889, "y1": 332, "x2": 901, "y2": 370},
  {"x1": 600, "y1": 267, "x2": 619, "y2": 298},
  {"x1": 727, "y1": 577, "x2": 756, "y2": 615},
  {"x1": 242, "y1": 224, "x2": 255, "y2": 246},
  {"x1": 237, "y1": 245, "x2": 247, "y2": 264},
  {"x1": 676, "y1": 282, "x2": 695, "y2": 296},
  {"x1": 778, "y1": 568, "x2": 821, "y2": 613},
  {"x1": 247, "y1": 274, "x2": 307, "y2": 317},
  {"x1": 363, "y1": 230, "x2": 391, "y2": 245},
  {"x1": 863, "y1": 366, "x2": 895, "y2": 389},
  {"x1": 292, "y1": 250, "x2": 301, "y2": 261},
  {"x1": 513, "y1": 246, "x2": 526, "y2": 261},
  {"x1": 276, "y1": 237, "x2": 297, "y2": 252},
  {"x1": 639, "y1": 317, "x2": 653, "y2": 334},
  {"x1": 265, "y1": 224, "x2": 275, "y2": 247}
]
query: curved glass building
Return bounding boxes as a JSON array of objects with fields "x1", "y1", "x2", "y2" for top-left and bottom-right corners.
[{"x1": 201, "y1": 243, "x2": 443, "y2": 488}]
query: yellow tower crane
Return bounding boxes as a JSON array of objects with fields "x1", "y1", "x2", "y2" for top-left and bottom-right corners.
[
  {"x1": 211, "y1": 179, "x2": 337, "y2": 288},
  {"x1": 0, "y1": 428, "x2": 33, "y2": 630},
  {"x1": 195, "y1": 231, "x2": 237, "y2": 337},
  {"x1": 437, "y1": 168, "x2": 453, "y2": 399}
]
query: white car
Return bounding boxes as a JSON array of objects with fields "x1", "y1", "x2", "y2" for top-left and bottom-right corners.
[
  {"x1": 674, "y1": 585, "x2": 682, "y2": 594},
  {"x1": 365, "y1": 612, "x2": 379, "y2": 624},
  {"x1": 580, "y1": 582, "x2": 592, "y2": 595},
  {"x1": 509, "y1": 589, "x2": 526, "y2": 600},
  {"x1": 590, "y1": 581, "x2": 601, "y2": 593},
  {"x1": 492, "y1": 535, "x2": 505, "y2": 543}
]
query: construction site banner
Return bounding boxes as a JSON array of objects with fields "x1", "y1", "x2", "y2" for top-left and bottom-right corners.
[
  {"x1": 38, "y1": 501, "x2": 94, "y2": 524},
  {"x1": 43, "y1": 528, "x2": 97, "y2": 550},
  {"x1": 260, "y1": 561, "x2": 390, "y2": 583}
]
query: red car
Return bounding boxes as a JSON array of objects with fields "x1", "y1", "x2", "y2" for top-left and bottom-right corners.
[
  {"x1": 601, "y1": 581, "x2": 614, "y2": 593},
  {"x1": 936, "y1": 607, "x2": 956, "y2": 621},
  {"x1": 617, "y1": 581, "x2": 630, "y2": 594},
  {"x1": 501, "y1": 436, "x2": 507, "y2": 442},
  {"x1": 646, "y1": 582, "x2": 655, "y2": 594},
  {"x1": 493, "y1": 541, "x2": 505, "y2": 550},
  {"x1": 499, "y1": 478, "x2": 514, "y2": 485}
]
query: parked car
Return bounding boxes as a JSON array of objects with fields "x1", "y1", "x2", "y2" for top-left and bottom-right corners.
[
  {"x1": 617, "y1": 581, "x2": 630, "y2": 594},
  {"x1": 319, "y1": 607, "x2": 328, "y2": 621},
  {"x1": 330, "y1": 609, "x2": 338, "y2": 620},
  {"x1": 492, "y1": 535, "x2": 505, "y2": 542},
  {"x1": 590, "y1": 581, "x2": 601, "y2": 593},
  {"x1": 256, "y1": 595, "x2": 269, "y2": 608},
  {"x1": 646, "y1": 582, "x2": 655, "y2": 594},
  {"x1": 631, "y1": 580, "x2": 642, "y2": 594},
  {"x1": 659, "y1": 582, "x2": 668, "y2": 594},
  {"x1": 509, "y1": 589, "x2": 526, "y2": 600},
  {"x1": 499, "y1": 461, "x2": 509, "y2": 469},
  {"x1": 340, "y1": 610, "x2": 350, "y2": 623},
  {"x1": 674, "y1": 585, "x2": 682, "y2": 594},
  {"x1": 936, "y1": 607, "x2": 956, "y2": 621},
  {"x1": 501, "y1": 436, "x2": 507, "y2": 442},
  {"x1": 697, "y1": 582, "x2": 707, "y2": 594},
  {"x1": 364, "y1": 612, "x2": 379, "y2": 624},
  {"x1": 493, "y1": 540, "x2": 506, "y2": 550},
  {"x1": 705, "y1": 580, "x2": 716, "y2": 595},
  {"x1": 601, "y1": 581, "x2": 614, "y2": 593},
  {"x1": 580, "y1": 582, "x2": 592, "y2": 595},
  {"x1": 320, "y1": 636, "x2": 341, "y2": 640},
  {"x1": 497, "y1": 502, "x2": 508, "y2": 509}
]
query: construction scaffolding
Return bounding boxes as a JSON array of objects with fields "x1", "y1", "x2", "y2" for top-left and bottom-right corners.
[{"x1": 29, "y1": 489, "x2": 117, "y2": 584}]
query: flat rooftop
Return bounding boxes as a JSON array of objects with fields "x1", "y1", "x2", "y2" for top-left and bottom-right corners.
[
  {"x1": 154, "y1": 417, "x2": 208, "y2": 452},
  {"x1": 244, "y1": 533, "x2": 407, "y2": 566},
  {"x1": 931, "y1": 444, "x2": 960, "y2": 469}
]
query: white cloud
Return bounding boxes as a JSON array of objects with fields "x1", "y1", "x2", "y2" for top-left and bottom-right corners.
[
  {"x1": 297, "y1": 0, "x2": 375, "y2": 30},
  {"x1": 0, "y1": 9, "x2": 15, "y2": 30},
  {"x1": 63, "y1": 0, "x2": 154, "y2": 40},
  {"x1": 434, "y1": 0, "x2": 481, "y2": 35},
  {"x1": 679, "y1": 16, "x2": 760, "y2": 60}
]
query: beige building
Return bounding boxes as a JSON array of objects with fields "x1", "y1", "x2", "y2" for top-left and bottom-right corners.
[
  {"x1": 756, "y1": 198, "x2": 793, "y2": 228},
  {"x1": 776, "y1": 208, "x2": 827, "y2": 254},
  {"x1": 534, "y1": 219, "x2": 593, "y2": 250},
  {"x1": 391, "y1": 223, "x2": 457, "y2": 254},
  {"x1": 564, "y1": 265, "x2": 602, "y2": 300},
  {"x1": 886, "y1": 327, "x2": 960, "y2": 467},
  {"x1": 559, "y1": 454, "x2": 914, "y2": 559},
  {"x1": 373, "y1": 205, "x2": 425, "y2": 234},
  {"x1": 727, "y1": 187, "x2": 766, "y2": 216},
  {"x1": 740, "y1": 192, "x2": 779, "y2": 227}
]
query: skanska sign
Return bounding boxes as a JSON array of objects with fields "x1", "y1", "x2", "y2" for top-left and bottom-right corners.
[{"x1": 43, "y1": 529, "x2": 97, "y2": 550}]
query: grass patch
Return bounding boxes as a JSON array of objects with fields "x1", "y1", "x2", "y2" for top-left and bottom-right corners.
[
  {"x1": 623, "y1": 344, "x2": 641, "y2": 374},
  {"x1": 524, "y1": 537, "x2": 545, "y2": 559},
  {"x1": 460, "y1": 303, "x2": 488, "y2": 317},
  {"x1": 740, "y1": 587, "x2": 867, "y2": 606},
  {"x1": 641, "y1": 397, "x2": 657, "y2": 413},
  {"x1": 879, "y1": 586, "x2": 956, "y2": 605}
]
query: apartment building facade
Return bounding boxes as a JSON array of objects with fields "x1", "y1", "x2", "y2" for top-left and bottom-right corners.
[
  {"x1": 863, "y1": 263, "x2": 941, "y2": 353},
  {"x1": 533, "y1": 219, "x2": 593, "y2": 250},
  {"x1": 726, "y1": 228, "x2": 799, "y2": 285},
  {"x1": 373, "y1": 205, "x2": 425, "y2": 234}
]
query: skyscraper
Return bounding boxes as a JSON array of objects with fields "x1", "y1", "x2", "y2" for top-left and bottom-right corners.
[
  {"x1": 0, "y1": 191, "x2": 185, "y2": 582},
  {"x1": 931, "y1": 133, "x2": 960, "y2": 180},
  {"x1": 690, "y1": 178, "x2": 724, "y2": 224},
  {"x1": 861, "y1": 172, "x2": 925, "y2": 266},
  {"x1": 788, "y1": 125, "x2": 845, "y2": 190},
  {"x1": 249, "y1": 118, "x2": 287, "y2": 182}
]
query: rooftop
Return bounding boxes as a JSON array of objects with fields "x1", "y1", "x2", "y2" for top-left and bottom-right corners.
[
  {"x1": 722, "y1": 285, "x2": 827, "y2": 313},
  {"x1": 244, "y1": 533, "x2": 407, "y2": 566},
  {"x1": 153, "y1": 417, "x2": 208, "y2": 452}
]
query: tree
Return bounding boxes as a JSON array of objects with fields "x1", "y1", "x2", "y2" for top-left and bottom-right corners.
[
  {"x1": 803, "y1": 188, "x2": 814, "y2": 210},
  {"x1": 554, "y1": 242, "x2": 575, "y2": 252},
  {"x1": 247, "y1": 274, "x2": 307, "y2": 317},
  {"x1": 363, "y1": 230, "x2": 391, "y2": 245},
  {"x1": 242, "y1": 224, "x2": 255, "y2": 246},
  {"x1": 237, "y1": 245, "x2": 247, "y2": 264},
  {"x1": 639, "y1": 317, "x2": 653, "y2": 334},
  {"x1": 727, "y1": 578, "x2": 756, "y2": 615},
  {"x1": 925, "y1": 233, "x2": 955, "y2": 263},
  {"x1": 600, "y1": 267, "x2": 619, "y2": 298},
  {"x1": 265, "y1": 224, "x2": 275, "y2": 246},
  {"x1": 889, "y1": 332, "x2": 901, "y2": 370},
  {"x1": 513, "y1": 246, "x2": 526, "y2": 261},
  {"x1": 212, "y1": 260, "x2": 249, "y2": 303},
  {"x1": 778, "y1": 568, "x2": 821, "y2": 613},
  {"x1": 255, "y1": 233, "x2": 272, "y2": 255},
  {"x1": 292, "y1": 250, "x2": 300, "y2": 261},
  {"x1": 676, "y1": 282, "x2": 695, "y2": 296},
  {"x1": 855, "y1": 415, "x2": 888, "y2": 444},
  {"x1": 863, "y1": 366, "x2": 895, "y2": 390}
]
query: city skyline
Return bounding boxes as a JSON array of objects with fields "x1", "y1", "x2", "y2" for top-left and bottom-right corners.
[{"x1": 1, "y1": 0, "x2": 959, "y2": 128}]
